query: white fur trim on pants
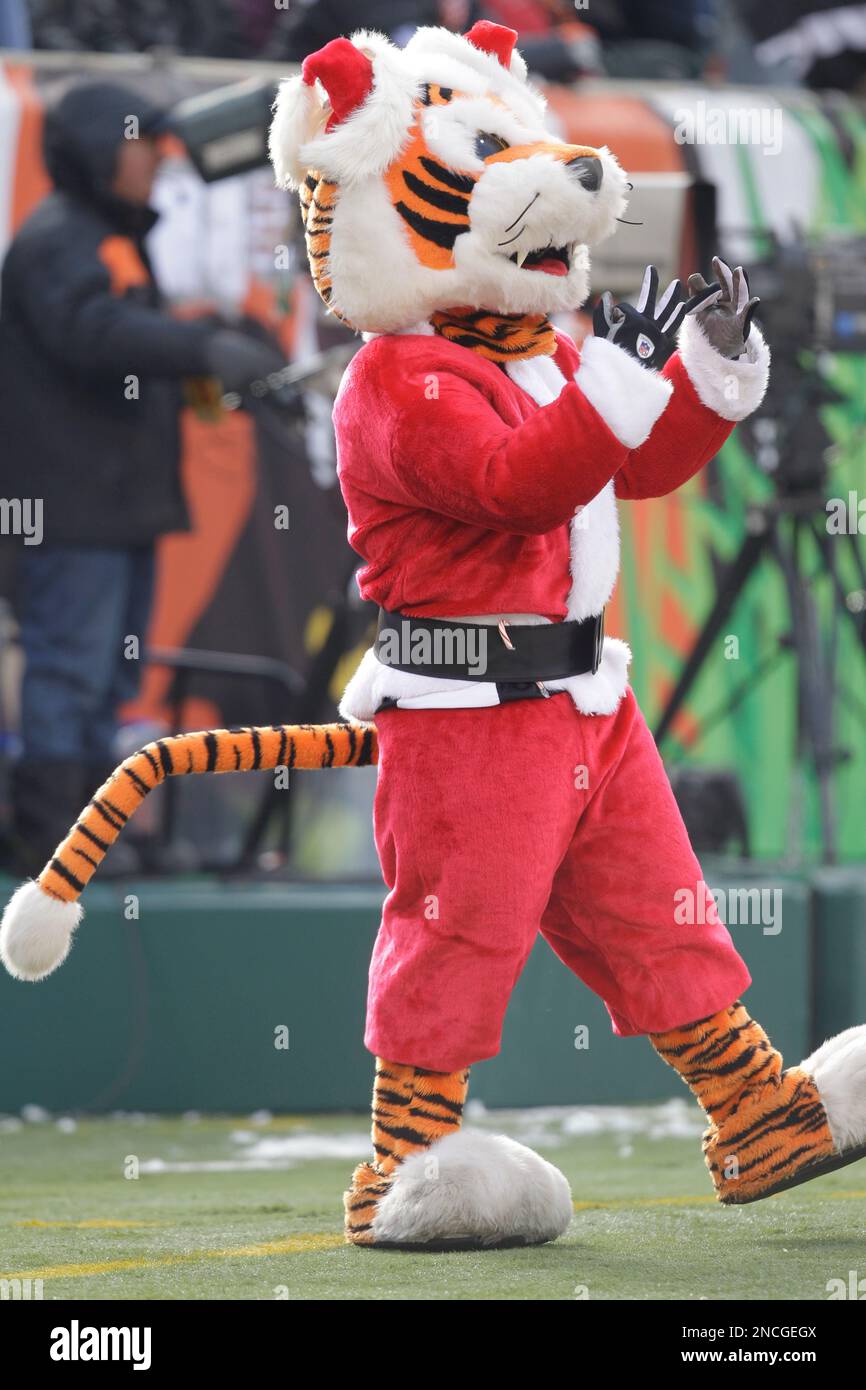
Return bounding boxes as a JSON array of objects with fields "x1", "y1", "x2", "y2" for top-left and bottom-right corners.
[
  {"x1": 370, "y1": 1130, "x2": 573, "y2": 1247},
  {"x1": 338, "y1": 634, "x2": 631, "y2": 720},
  {"x1": 677, "y1": 315, "x2": 770, "y2": 422}
]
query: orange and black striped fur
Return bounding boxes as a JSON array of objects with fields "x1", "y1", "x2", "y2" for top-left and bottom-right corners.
[
  {"x1": 38, "y1": 724, "x2": 377, "y2": 908},
  {"x1": 16, "y1": 715, "x2": 468, "y2": 1243},
  {"x1": 385, "y1": 83, "x2": 474, "y2": 269},
  {"x1": 345, "y1": 1057, "x2": 470, "y2": 1244},
  {"x1": 298, "y1": 81, "x2": 563, "y2": 361},
  {"x1": 298, "y1": 173, "x2": 346, "y2": 323},
  {"x1": 428, "y1": 306, "x2": 556, "y2": 361},
  {"x1": 299, "y1": 85, "x2": 471, "y2": 321},
  {"x1": 652, "y1": 1001, "x2": 836, "y2": 1203}
]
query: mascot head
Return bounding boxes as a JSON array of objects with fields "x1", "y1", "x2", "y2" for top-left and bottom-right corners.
[{"x1": 269, "y1": 22, "x2": 628, "y2": 334}]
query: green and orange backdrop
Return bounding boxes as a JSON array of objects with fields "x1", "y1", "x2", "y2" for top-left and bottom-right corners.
[{"x1": 1, "y1": 60, "x2": 863, "y2": 859}]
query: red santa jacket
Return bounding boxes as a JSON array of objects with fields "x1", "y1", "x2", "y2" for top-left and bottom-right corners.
[{"x1": 334, "y1": 326, "x2": 738, "y2": 622}]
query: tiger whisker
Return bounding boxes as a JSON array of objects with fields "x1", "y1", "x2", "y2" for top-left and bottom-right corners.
[
  {"x1": 502, "y1": 191, "x2": 539, "y2": 234},
  {"x1": 497, "y1": 225, "x2": 528, "y2": 248}
]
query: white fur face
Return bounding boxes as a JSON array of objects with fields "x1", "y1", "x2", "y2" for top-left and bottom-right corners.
[
  {"x1": 271, "y1": 28, "x2": 629, "y2": 332},
  {"x1": 428, "y1": 93, "x2": 628, "y2": 316}
]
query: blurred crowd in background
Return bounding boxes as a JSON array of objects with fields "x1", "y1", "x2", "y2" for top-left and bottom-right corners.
[{"x1": 0, "y1": 0, "x2": 862, "y2": 92}]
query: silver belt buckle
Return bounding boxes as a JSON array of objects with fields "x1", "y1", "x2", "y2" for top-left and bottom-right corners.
[{"x1": 592, "y1": 609, "x2": 606, "y2": 674}]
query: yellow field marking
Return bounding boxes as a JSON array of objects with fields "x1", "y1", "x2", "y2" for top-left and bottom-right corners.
[
  {"x1": 220, "y1": 1234, "x2": 343, "y2": 1259},
  {"x1": 6, "y1": 1187, "x2": 866, "y2": 1282},
  {"x1": 15, "y1": 1219, "x2": 162, "y2": 1229},
  {"x1": 573, "y1": 1195, "x2": 715, "y2": 1212},
  {"x1": 573, "y1": 1188, "x2": 866, "y2": 1212},
  {"x1": 1, "y1": 1231, "x2": 345, "y2": 1282}
]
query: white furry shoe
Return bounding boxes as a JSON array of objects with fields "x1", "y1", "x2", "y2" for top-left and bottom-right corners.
[
  {"x1": 345, "y1": 1131, "x2": 573, "y2": 1249},
  {"x1": 801, "y1": 1024, "x2": 866, "y2": 1157}
]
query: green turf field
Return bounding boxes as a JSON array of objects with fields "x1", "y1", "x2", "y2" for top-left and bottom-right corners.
[{"x1": 1, "y1": 1104, "x2": 863, "y2": 1300}]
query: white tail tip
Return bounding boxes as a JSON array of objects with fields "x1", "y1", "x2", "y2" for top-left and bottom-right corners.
[{"x1": 0, "y1": 881, "x2": 82, "y2": 981}]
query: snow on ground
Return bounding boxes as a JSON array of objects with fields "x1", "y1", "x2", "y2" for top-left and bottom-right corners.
[
  {"x1": 2, "y1": 1098, "x2": 705, "y2": 1173},
  {"x1": 139, "y1": 1131, "x2": 373, "y2": 1173},
  {"x1": 142, "y1": 1099, "x2": 705, "y2": 1173}
]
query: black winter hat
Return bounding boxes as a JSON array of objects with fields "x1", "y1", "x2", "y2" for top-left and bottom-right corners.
[{"x1": 43, "y1": 79, "x2": 172, "y2": 200}]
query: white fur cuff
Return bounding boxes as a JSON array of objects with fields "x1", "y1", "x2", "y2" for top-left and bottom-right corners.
[
  {"x1": 575, "y1": 335, "x2": 673, "y2": 450},
  {"x1": 339, "y1": 636, "x2": 631, "y2": 720},
  {"x1": 677, "y1": 315, "x2": 770, "y2": 422}
]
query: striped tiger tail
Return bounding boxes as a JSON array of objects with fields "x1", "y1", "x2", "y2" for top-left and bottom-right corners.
[{"x1": 0, "y1": 722, "x2": 378, "y2": 982}]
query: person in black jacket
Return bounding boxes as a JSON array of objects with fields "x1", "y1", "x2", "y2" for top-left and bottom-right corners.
[{"x1": 0, "y1": 78, "x2": 283, "y2": 873}]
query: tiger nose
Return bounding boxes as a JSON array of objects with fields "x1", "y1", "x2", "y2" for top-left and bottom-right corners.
[{"x1": 567, "y1": 155, "x2": 603, "y2": 191}]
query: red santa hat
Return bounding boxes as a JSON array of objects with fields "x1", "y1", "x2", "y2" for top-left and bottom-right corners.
[{"x1": 269, "y1": 23, "x2": 544, "y2": 191}]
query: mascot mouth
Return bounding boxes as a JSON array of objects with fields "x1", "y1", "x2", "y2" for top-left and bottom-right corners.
[{"x1": 509, "y1": 243, "x2": 573, "y2": 277}]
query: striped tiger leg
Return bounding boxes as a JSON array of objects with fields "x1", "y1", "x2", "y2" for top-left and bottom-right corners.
[
  {"x1": 344, "y1": 1058, "x2": 469, "y2": 1245},
  {"x1": 652, "y1": 1001, "x2": 836, "y2": 1204}
]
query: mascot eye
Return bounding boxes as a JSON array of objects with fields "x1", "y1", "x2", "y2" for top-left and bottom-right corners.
[{"x1": 475, "y1": 131, "x2": 510, "y2": 160}]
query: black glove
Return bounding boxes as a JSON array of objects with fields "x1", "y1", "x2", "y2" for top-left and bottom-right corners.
[
  {"x1": 688, "y1": 258, "x2": 761, "y2": 360},
  {"x1": 204, "y1": 328, "x2": 287, "y2": 394},
  {"x1": 592, "y1": 265, "x2": 720, "y2": 369}
]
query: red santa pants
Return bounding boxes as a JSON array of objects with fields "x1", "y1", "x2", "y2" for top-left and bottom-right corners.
[{"x1": 366, "y1": 687, "x2": 751, "y2": 1072}]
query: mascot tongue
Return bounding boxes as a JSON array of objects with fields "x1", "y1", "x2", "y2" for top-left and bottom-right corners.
[{"x1": 529, "y1": 256, "x2": 569, "y2": 276}]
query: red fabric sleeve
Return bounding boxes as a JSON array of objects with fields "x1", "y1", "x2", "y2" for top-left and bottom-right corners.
[
  {"x1": 614, "y1": 351, "x2": 735, "y2": 500},
  {"x1": 338, "y1": 351, "x2": 631, "y2": 536}
]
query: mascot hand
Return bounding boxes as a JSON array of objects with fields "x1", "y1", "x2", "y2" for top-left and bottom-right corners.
[
  {"x1": 592, "y1": 264, "x2": 719, "y2": 369},
  {"x1": 687, "y1": 257, "x2": 761, "y2": 360}
]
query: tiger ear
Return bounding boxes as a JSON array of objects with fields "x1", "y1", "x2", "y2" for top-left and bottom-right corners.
[
  {"x1": 269, "y1": 38, "x2": 375, "y2": 190},
  {"x1": 302, "y1": 37, "x2": 374, "y2": 129},
  {"x1": 271, "y1": 32, "x2": 418, "y2": 190},
  {"x1": 269, "y1": 73, "x2": 325, "y2": 190}
]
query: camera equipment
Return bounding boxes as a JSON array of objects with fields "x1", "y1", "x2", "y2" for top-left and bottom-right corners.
[
  {"x1": 740, "y1": 232, "x2": 866, "y2": 494},
  {"x1": 656, "y1": 228, "x2": 866, "y2": 863},
  {"x1": 813, "y1": 235, "x2": 866, "y2": 353},
  {"x1": 171, "y1": 79, "x2": 278, "y2": 182}
]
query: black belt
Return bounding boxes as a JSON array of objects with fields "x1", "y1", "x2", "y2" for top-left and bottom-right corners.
[{"x1": 375, "y1": 608, "x2": 605, "y2": 683}]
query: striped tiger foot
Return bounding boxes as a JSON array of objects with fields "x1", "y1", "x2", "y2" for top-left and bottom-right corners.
[
  {"x1": 343, "y1": 1058, "x2": 573, "y2": 1248},
  {"x1": 344, "y1": 1161, "x2": 392, "y2": 1246},
  {"x1": 704, "y1": 1065, "x2": 836, "y2": 1203},
  {"x1": 653, "y1": 1003, "x2": 866, "y2": 1204}
]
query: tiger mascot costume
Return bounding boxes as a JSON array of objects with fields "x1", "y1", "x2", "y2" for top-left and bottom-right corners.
[{"x1": 4, "y1": 21, "x2": 866, "y2": 1249}]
